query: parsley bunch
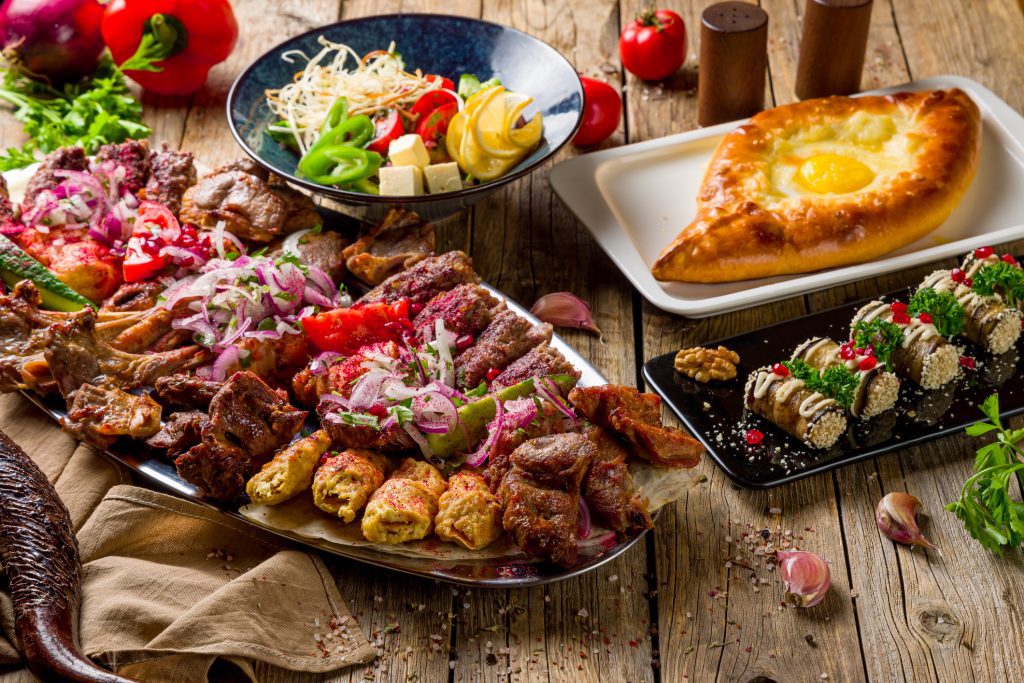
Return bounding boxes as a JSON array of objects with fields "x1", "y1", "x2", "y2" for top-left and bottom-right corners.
[
  {"x1": 782, "y1": 359, "x2": 859, "y2": 409},
  {"x1": 852, "y1": 319, "x2": 903, "y2": 371},
  {"x1": 0, "y1": 55, "x2": 151, "y2": 171},
  {"x1": 973, "y1": 261, "x2": 1024, "y2": 308},
  {"x1": 907, "y1": 288, "x2": 965, "y2": 337},
  {"x1": 946, "y1": 393, "x2": 1024, "y2": 553}
]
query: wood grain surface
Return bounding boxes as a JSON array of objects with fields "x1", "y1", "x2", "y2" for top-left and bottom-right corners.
[{"x1": 1, "y1": 1, "x2": 1023, "y2": 681}]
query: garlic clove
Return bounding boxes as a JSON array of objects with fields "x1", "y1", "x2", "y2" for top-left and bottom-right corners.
[
  {"x1": 876, "y1": 491, "x2": 938, "y2": 549},
  {"x1": 529, "y1": 292, "x2": 603, "y2": 338},
  {"x1": 776, "y1": 550, "x2": 831, "y2": 608}
]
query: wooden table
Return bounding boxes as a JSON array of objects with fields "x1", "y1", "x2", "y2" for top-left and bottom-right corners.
[{"x1": 5, "y1": 1, "x2": 1024, "y2": 681}]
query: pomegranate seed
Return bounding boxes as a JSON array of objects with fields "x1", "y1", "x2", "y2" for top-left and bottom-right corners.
[
  {"x1": 455, "y1": 334, "x2": 474, "y2": 351},
  {"x1": 918, "y1": 312, "x2": 933, "y2": 324},
  {"x1": 890, "y1": 301, "x2": 908, "y2": 314},
  {"x1": 950, "y1": 268, "x2": 966, "y2": 283},
  {"x1": 853, "y1": 347, "x2": 867, "y2": 356},
  {"x1": 892, "y1": 312, "x2": 911, "y2": 325},
  {"x1": 772, "y1": 362, "x2": 789, "y2": 376},
  {"x1": 486, "y1": 367, "x2": 500, "y2": 381},
  {"x1": 964, "y1": 277, "x2": 973, "y2": 288},
  {"x1": 974, "y1": 246, "x2": 994, "y2": 258},
  {"x1": 1002, "y1": 253, "x2": 1018, "y2": 266},
  {"x1": 839, "y1": 342, "x2": 856, "y2": 360},
  {"x1": 368, "y1": 404, "x2": 387, "y2": 418},
  {"x1": 959, "y1": 356, "x2": 976, "y2": 370},
  {"x1": 745, "y1": 429, "x2": 764, "y2": 446},
  {"x1": 858, "y1": 356, "x2": 877, "y2": 371},
  {"x1": 410, "y1": 302, "x2": 424, "y2": 316}
]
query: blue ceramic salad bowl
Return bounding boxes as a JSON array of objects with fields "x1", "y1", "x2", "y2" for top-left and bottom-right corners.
[{"x1": 227, "y1": 13, "x2": 584, "y2": 221}]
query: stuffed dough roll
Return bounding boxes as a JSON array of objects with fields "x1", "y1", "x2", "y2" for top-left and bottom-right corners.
[
  {"x1": 313, "y1": 448, "x2": 390, "y2": 523},
  {"x1": 918, "y1": 270, "x2": 1021, "y2": 354},
  {"x1": 744, "y1": 366, "x2": 847, "y2": 449},
  {"x1": 361, "y1": 458, "x2": 446, "y2": 544},
  {"x1": 247, "y1": 429, "x2": 333, "y2": 505},
  {"x1": 434, "y1": 471, "x2": 503, "y2": 550},
  {"x1": 791, "y1": 337, "x2": 900, "y2": 418},
  {"x1": 851, "y1": 301, "x2": 959, "y2": 390}
]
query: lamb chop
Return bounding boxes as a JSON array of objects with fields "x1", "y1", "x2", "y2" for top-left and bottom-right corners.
[
  {"x1": 44, "y1": 308, "x2": 210, "y2": 399},
  {"x1": 498, "y1": 433, "x2": 595, "y2": 567},
  {"x1": 343, "y1": 208, "x2": 435, "y2": 285},
  {"x1": 174, "y1": 371, "x2": 306, "y2": 501},
  {"x1": 146, "y1": 409, "x2": 208, "y2": 458},
  {"x1": 568, "y1": 385, "x2": 704, "y2": 469},
  {"x1": 101, "y1": 281, "x2": 165, "y2": 312},
  {"x1": 153, "y1": 374, "x2": 223, "y2": 410},
  {"x1": 63, "y1": 383, "x2": 162, "y2": 449},
  {"x1": 358, "y1": 250, "x2": 479, "y2": 307}
]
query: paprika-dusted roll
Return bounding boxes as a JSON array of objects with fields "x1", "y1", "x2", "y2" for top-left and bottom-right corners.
[
  {"x1": 851, "y1": 300, "x2": 959, "y2": 390},
  {"x1": 434, "y1": 471, "x2": 503, "y2": 550},
  {"x1": 917, "y1": 270, "x2": 1021, "y2": 354},
  {"x1": 248, "y1": 429, "x2": 333, "y2": 505},
  {"x1": 361, "y1": 458, "x2": 446, "y2": 544},
  {"x1": 744, "y1": 365, "x2": 847, "y2": 449},
  {"x1": 791, "y1": 337, "x2": 900, "y2": 418},
  {"x1": 313, "y1": 448, "x2": 390, "y2": 523}
]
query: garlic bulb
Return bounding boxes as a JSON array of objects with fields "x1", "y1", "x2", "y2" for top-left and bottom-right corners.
[
  {"x1": 776, "y1": 550, "x2": 831, "y2": 607},
  {"x1": 876, "y1": 492, "x2": 937, "y2": 549}
]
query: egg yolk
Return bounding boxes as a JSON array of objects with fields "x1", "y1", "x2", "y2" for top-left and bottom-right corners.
[{"x1": 797, "y1": 153, "x2": 875, "y2": 194}]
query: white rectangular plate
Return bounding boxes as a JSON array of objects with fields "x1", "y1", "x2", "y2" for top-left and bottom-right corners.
[{"x1": 549, "y1": 76, "x2": 1024, "y2": 318}]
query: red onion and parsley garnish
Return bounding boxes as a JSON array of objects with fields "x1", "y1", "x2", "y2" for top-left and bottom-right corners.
[{"x1": 161, "y1": 230, "x2": 350, "y2": 381}]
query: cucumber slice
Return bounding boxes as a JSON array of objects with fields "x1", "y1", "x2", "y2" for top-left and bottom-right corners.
[{"x1": 0, "y1": 235, "x2": 95, "y2": 311}]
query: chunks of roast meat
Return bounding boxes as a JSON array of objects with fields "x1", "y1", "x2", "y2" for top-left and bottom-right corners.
[
  {"x1": 484, "y1": 401, "x2": 573, "y2": 493},
  {"x1": 412, "y1": 283, "x2": 500, "y2": 341},
  {"x1": 268, "y1": 229, "x2": 348, "y2": 282},
  {"x1": 490, "y1": 343, "x2": 581, "y2": 392},
  {"x1": 143, "y1": 146, "x2": 196, "y2": 216},
  {"x1": 22, "y1": 147, "x2": 88, "y2": 206},
  {"x1": 153, "y1": 374, "x2": 223, "y2": 410},
  {"x1": 343, "y1": 208, "x2": 435, "y2": 285},
  {"x1": 568, "y1": 385, "x2": 703, "y2": 468},
  {"x1": 359, "y1": 250, "x2": 479, "y2": 307},
  {"x1": 174, "y1": 371, "x2": 307, "y2": 501},
  {"x1": 498, "y1": 433, "x2": 595, "y2": 567},
  {"x1": 581, "y1": 424, "x2": 652, "y2": 536},
  {"x1": 63, "y1": 384, "x2": 163, "y2": 449},
  {"x1": 179, "y1": 159, "x2": 320, "y2": 242},
  {"x1": 93, "y1": 139, "x2": 150, "y2": 194},
  {"x1": 146, "y1": 410, "x2": 208, "y2": 458},
  {"x1": 455, "y1": 309, "x2": 552, "y2": 390}
]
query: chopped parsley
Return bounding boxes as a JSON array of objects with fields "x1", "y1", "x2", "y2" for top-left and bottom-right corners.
[
  {"x1": 852, "y1": 319, "x2": 903, "y2": 372},
  {"x1": 907, "y1": 288, "x2": 964, "y2": 337},
  {"x1": 973, "y1": 261, "x2": 1024, "y2": 308},
  {"x1": 332, "y1": 411, "x2": 380, "y2": 428},
  {"x1": 782, "y1": 359, "x2": 859, "y2": 409}
]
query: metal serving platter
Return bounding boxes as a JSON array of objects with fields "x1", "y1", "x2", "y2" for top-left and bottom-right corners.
[
  {"x1": 643, "y1": 273, "x2": 1024, "y2": 489},
  {"x1": 22, "y1": 207, "x2": 650, "y2": 586}
]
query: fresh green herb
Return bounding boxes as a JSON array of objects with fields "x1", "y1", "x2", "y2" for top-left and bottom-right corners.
[
  {"x1": 907, "y1": 288, "x2": 964, "y2": 337},
  {"x1": 973, "y1": 261, "x2": 1024, "y2": 308},
  {"x1": 0, "y1": 55, "x2": 151, "y2": 171},
  {"x1": 388, "y1": 403, "x2": 414, "y2": 426},
  {"x1": 945, "y1": 393, "x2": 1024, "y2": 554},
  {"x1": 782, "y1": 359, "x2": 859, "y2": 409},
  {"x1": 466, "y1": 381, "x2": 489, "y2": 398},
  {"x1": 852, "y1": 319, "x2": 904, "y2": 372},
  {"x1": 332, "y1": 411, "x2": 380, "y2": 429}
]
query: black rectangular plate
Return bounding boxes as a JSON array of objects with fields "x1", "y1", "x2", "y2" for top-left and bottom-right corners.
[{"x1": 642, "y1": 284, "x2": 1024, "y2": 489}]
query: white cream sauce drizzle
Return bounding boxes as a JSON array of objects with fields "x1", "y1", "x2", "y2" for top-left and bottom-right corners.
[
  {"x1": 799, "y1": 393, "x2": 833, "y2": 419},
  {"x1": 857, "y1": 300, "x2": 937, "y2": 348}
]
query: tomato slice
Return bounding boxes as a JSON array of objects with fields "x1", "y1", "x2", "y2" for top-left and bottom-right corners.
[
  {"x1": 409, "y1": 90, "x2": 459, "y2": 124},
  {"x1": 367, "y1": 109, "x2": 405, "y2": 154},
  {"x1": 415, "y1": 101, "x2": 458, "y2": 148},
  {"x1": 122, "y1": 237, "x2": 168, "y2": 283},
  {"x1": 424, "y1": 74, "x2": 455, "y2": 91},
  {"x1": 302, "y1": 299, "x2": 412, "y2": 355}
]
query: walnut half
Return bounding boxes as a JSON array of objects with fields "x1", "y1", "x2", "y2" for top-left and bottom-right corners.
[{"x1": 674, "y1": 346, "x2": 740, "y2": 383}]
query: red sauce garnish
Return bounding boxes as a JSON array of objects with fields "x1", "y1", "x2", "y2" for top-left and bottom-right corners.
[
  {"x1": 858, "y1": 356, "x2": 877, "y2": 371},
  {"x1": 950, "y1": 268, "x2": 966, "y2": 283},
  {"x1": 745, "y1": 429, "x2": 764, "y2": 446},
  {"x1": 1002, "y1": 253, "x2": 1018, "y2": 266},
  {"x1": 959, "y1": 356, "x2": 976, "y2": 370},
  {"x1": 917, "y1": 312, "x2": 933, "y2": 324},
  {"x1": 974, "y1": 246, "x2": 994, "y2": 258},
  {"x1": 772, "y1": 362, "x2": 789, "y2": 377},
  {"x1": 486, "y1": 367, "x2": 500, "y2": 381}
]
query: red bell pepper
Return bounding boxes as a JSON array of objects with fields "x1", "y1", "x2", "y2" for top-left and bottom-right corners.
[
  {"x1": 101, "y1": 0, "x2": 238, "y2": 95},
  {"x1": 302, "y1": 300, "x2": 412, "y2": 356}
]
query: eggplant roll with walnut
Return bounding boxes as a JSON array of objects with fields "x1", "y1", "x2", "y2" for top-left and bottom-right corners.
[
  {"x1": 851, "y1": 301, "x2": 959, "y2": 390},
  {"x1": 361, "y1": 458, "x2": 446, "y2": 544},
  {"x1": 918, "y1": 270, "x2": 1022, "y2": 354},
  {"x1": 791, "y1": 337, "x2": 900, "y2": 418},
  {"x1": 744, "y1": 366, "x2": 847, "y2": 449}
]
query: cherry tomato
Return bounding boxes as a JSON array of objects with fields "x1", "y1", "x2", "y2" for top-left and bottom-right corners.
[
  {"x1": 409, "y1": 89, "x2": 458, "y2": 124},
  {"x1": 618, "y1": 9, "x2": 687, "y2": 81},
  {"x1": 573, "y1": 76, "x2": 621, "y2": 147},
  {"x1": 122, "y1": 201, "x2": 182, "y2": 282},
  {"x1": 302, "y1": 299, "x2": 412, "y2": 355},
  {"x1": 424, "y1": 74, "x2": 455, "y2": 91},
  {"x1": 415, "y1": 101, "x2": 458, "y2": 148},
  {"x1": 367, "y1": 109, "x2": 405, "y2": 154}
]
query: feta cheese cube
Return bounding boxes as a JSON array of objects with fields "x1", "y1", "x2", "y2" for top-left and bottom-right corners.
[
  {"x1": 387, "y1": 134, "x2": 431, "y2": 168},
  {"x1": 423, "y1": 162, "x2": 463, "y2": 194},
  {"x1": 379, "y1": 165, "x2": 424, "y2": 196}
]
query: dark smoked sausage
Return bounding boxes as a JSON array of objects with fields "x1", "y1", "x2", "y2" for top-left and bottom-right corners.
[{"x1": 0, "y1": 429, "x2": 135, "y2": 682}]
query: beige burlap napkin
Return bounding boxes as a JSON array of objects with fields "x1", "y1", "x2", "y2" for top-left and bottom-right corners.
[{"x1": 0, "y1": 393, "x2": 375, "y2": 682}]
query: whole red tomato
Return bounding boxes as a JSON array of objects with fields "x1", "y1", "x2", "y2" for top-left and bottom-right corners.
[
  {"x1": 619, "y1": 9, "x2": 686, "y2": 81},
  {"x1": 573, "y1": 76, "x2": 621, "y2": 147}
]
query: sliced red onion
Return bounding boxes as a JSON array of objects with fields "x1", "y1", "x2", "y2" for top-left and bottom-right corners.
[
  {"x1": 309, "y1": 351, "x2": 343, "y2": 376},
  {"x1": 306, "y1": 264, "x2": 337, "y2": 297},
  {"x1": 209, "y1": 345, "x2": 241, "y2": 382},
  {"x1": 303, "y1": 285, "x2": 335, "y2": 308},
  {"x1": 348, "y1": 369, "x2": 391, "y2": 410},
  {"x1": 578, "y1": 497, "x2": 592, "y2": 539},
  {"x1": 412, "y1": 390, "x2": 459, "y2": 434},
  {"x1": 281, "y1": 228, "x2": 313, "y2": 256},
  {"x1": 535, "y1": 376, "x2": 577, "y2": 419},
  {"x1": 402, "y1": 422, "x2": 435, "y2": 458},
  {"x1": 318, "y1": 392, "x2": 350, "y2": 409},
  {"x1": 465, "y1": 396, "x2": 504, "y2": 468},
  {"x1": 380, "y1": 414, "x2": 398, "y2": 431},
  {"x1": 434, "y1": 318, "x2": 455, "y2": 387}
]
